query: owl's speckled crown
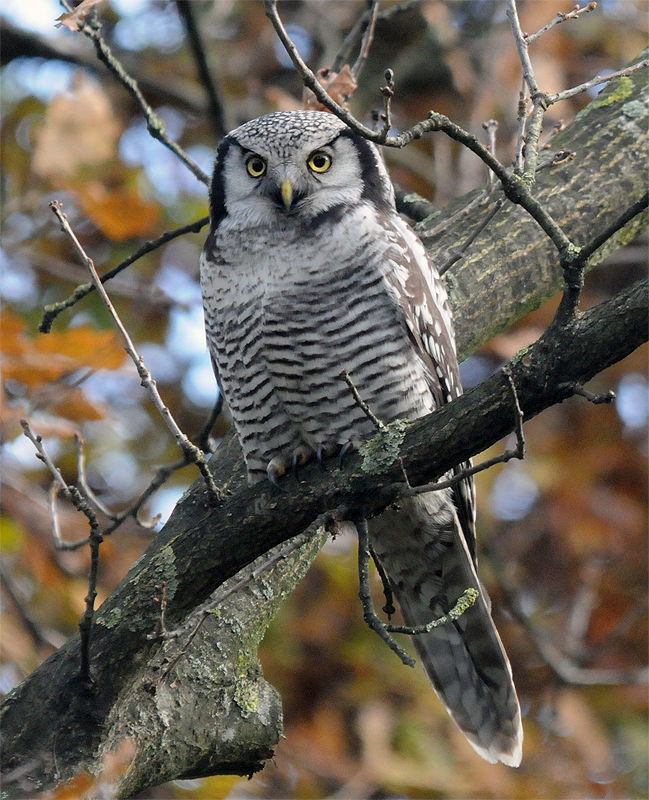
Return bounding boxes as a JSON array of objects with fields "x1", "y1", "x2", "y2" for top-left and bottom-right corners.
[{"x1": 227, "y1": 110, "x2": 349, "y2": 153}]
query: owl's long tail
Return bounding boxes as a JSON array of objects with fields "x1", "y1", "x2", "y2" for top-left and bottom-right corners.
[{"x1": 368, "y1": 493, "x2": 523, "y2": 767}]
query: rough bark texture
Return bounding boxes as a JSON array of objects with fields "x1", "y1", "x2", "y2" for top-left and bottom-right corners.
[
  {"x1": 1, "y1": 55, "x2": 647, "y2": 799},
  {"x1": 420, "y1": 49, "x2": 648, "y2": 358}
]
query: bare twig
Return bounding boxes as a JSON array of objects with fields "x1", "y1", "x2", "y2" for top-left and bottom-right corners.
[
  {"x1": 369, "y1": 545, "x2": 395, "y2": 617},
  {"x1": 351, "y1": 0, "x2": 379, "y2": 83},
  {"x1": 570, "y1": 384, "x2": 615, "y2": 404},
  {"x1": 553, "y1": 191, "x2": 649, "y2": 323},
  {"x1": 75, "y1": 433, "x2": 119, "y2": 520},
  {"x1": 48, "y1": 483, "x2": 91, "y2": 551},
  {"x1": 405, "y1": 366, "x2": 525, "y2": 497},
  {"x1": 39, "y1": 216, "x2": 209, "y2": 333},
  {"x1": 175, "y1": 0, "x2": 226, "y2": 140},
  {"x1": 20, "y1": 419, "x2": 102, "y2": 682},
  {"x1": 535, "y1": 149, "x2": 576, "y2": 172},
  {"x1": 102, "y1": 458, "x2": 187, "y2": 536},
  {"x1": 384, "y1": 588, "x2": 478, "y2": 635},
  {"x1": 379, "y1": 68, "x2": 395, "y2": 139},
  {"x1": 513, "y1": 77, "x2": 529, "y2": 175},
  {"x1": 506, "y1": 0, "x2": 548, "y2": 181},
  {"x1": 49, "y1": 201, "x2": 222, "y2": 505},
  {"x1": 438, "y1": 196, "x2": 506, "y2": 276},
  {"x1": 356, "y1": 518, "x2": 415, "y2": 668},
  {"x1": 57, "y1": 0, "x2": 208, "y2": 185},
  {"x1": 525, "y1": 2, "x2": 597, "y2": 44},
  {"x1": 195, "y1": 394, "x2": 223, "y2": 454},
  {"x1": 482, "y1": 118, "x2": 499, "y2": 184},
  {"x1": 338, "y1": 369, "x2": 385, "y2": 431},
  {"x1": 358, "y1": 520, "x2": 478, "y2": 647},
  {"x1": 547, "y1": 60, "x2": 649, "y2": 105}
]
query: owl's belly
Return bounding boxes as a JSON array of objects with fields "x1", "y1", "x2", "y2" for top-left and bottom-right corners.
[
  {"x1": 205, "y1": 234, "x2": 435, "y2": 482},
  {"x1": 257, "y1": 265, "x2": 435, "y2": 464}
]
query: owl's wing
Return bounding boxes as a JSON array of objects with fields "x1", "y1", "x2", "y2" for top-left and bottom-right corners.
[{"x1": 382, "y1": 215, "x2": 477, "y2": 558}]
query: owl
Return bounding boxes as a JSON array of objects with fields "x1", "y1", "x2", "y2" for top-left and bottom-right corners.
[{"x1": 200, "y1": 110, "x2": 522, "y2": 766}]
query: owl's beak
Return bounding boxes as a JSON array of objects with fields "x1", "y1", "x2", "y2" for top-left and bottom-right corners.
[{"x1": 280, "y1": 179, "x2": 293, "y2": 210}]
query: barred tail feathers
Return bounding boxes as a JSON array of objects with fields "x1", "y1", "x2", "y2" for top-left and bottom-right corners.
[{"x1": 369, "y1": 496, "x2": 523, "y2": 767}]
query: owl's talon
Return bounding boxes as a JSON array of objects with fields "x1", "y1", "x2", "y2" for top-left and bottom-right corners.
[
  {"x1": 267, "y1": 457, "x2": 290, "y2": 492},
  {"x1": 338, "y1": 441, "x2": 354, "y2": 469}
]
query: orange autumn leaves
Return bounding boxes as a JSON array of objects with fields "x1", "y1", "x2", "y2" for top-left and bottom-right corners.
[{"x1": 1, "y1": 308, "x2": 126, "y2": 431}]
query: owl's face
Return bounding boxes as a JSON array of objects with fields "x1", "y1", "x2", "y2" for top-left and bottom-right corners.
[{"x1": 209, "y1": 111, "x2": 394, "y2": 230}]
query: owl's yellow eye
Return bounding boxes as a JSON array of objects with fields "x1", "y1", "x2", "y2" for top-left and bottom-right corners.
[
  {"x1": 246, "y1": 156, "x2": 267, "y2": 178},
  {"x1": 307, "y1": 152, "x2": 332, "y2": 173}
]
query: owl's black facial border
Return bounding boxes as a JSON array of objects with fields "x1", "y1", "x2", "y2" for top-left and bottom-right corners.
[
  {"x1": 337, "y1": 129, "x2": 393, "y2": 213},
  {"x1": 208, "y1": 137, "x2": 234, "y2": 229}
]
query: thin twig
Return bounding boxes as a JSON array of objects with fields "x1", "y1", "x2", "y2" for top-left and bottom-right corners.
[
  {"x1": 482, "y1": 118, "x2": 499, "y2": 184},
  {"x1": 379, "y1": 68, "x2": 395, "y2": 139},
  {"x1": 513, "y1": 77, "x2": 528, "y2": 175},
  {"x1": 58, "y1": 0, "x2": 209, "y2": 185},
  {"x1": 546, "y1": 60, "x2": 649, "y2": 105},
  {"x1": 571, "y1": 384, "x2": 615, "y2": 404},
  {"x1": 351, "y1": 0, "x2": 379, "y2": 83},
  {"x1": 404, "y1": 366, "x2": 525, "y2": 497},
  {"x1": 49, "y1": 201, "x2": 222, "y2": 505},
  {"x1": 356, "y1": 518, "x2": 415, "y2": 668},
  {"x1": 525, "y1": 2, "x2": 597, "y2": 44},
  {"x1": 506, "y1": 0, "x2": 548, "y2": 181},
  {"x1": 102, "y1": 458, "x2": 187, "y2": 536},
  {"x1": 39, "y1": 216, "x2": 209, "y2": 333},
  {"x1": 553, "y1": 192, "x2": 649, "y2": 324},
  {"x1": 75, "y1": 433, "x2": 119, "y2": 520},
  {"x1": 535, "y1": 149, "x2": 576, "y2": 172},
  {"x1": 195, "y1": 394, "x2": 223, "y2": 453},
  {"x1": 384, "y1": 588, "x2": 478, "y2": 635},
  {"x1": 48, "y1": 483, "x2": 91, "y2": 551},
  {"x1": 369, "y1": 546, "x2": 395, "y2": 617},
  {"x1": 338, "y1": 369, "x2": 385, "y2": 430},
  {"x1": 175, "y1": 0, "x2": 227, "y2": 140},
  {"x1": 20, "y1": 419, "x2": 102, "y2": 682},
  {"x1": 438, "y1": 196, "x2": 506, "y2": 276}
]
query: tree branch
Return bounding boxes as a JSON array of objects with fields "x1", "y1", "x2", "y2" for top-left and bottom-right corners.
[{"x1": 1, "y1": 270, "x2": 646, "y2": 796}]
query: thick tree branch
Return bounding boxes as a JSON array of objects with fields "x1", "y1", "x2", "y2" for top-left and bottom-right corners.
[{"x1": 1, "y1": 269, "x2": 646, "y2": 796}]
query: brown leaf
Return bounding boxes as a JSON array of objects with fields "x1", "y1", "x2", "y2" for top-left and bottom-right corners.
[
  {"x1": 54, "y1": 0, "x2": 106, "y2": 32},
  {"x1": 76, "y1": 182, "x2": 161, "y2": 242},
  {"x1": 303, "y1": 65, "x2": 358, "y2": 111},
  {"x1": 32, "y1": 73, "x2": 120, "y2": 180}
]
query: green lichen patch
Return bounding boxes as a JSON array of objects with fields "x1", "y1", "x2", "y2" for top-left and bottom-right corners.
[
  {"x1": 359, "y1": 419, "x2": 408, "y2": 475},
  {"x1": 592, "y1": 76, "x2": 634, "y2": 108}
]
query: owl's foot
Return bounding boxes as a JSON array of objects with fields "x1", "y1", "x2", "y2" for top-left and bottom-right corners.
[{"x1": 267, "y1": 444, "x2": 314, "y2": 489}]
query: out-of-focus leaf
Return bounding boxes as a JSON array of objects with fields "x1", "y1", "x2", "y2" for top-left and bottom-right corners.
[
  {"x1": 2, "y1": 308, "x2": 125, "y2": 387},
  {"x1": 0, "y1": 514, "x2": 27, "y2": 554},
  {"x1": 77, "y1": 181, "x2": 161, "y2": 241},
  {"x1": 32, "y1": 74, "x2": 120, "y2": 180}
]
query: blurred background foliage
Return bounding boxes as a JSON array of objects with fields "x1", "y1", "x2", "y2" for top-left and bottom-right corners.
[{"x1": 0, "y1": 1, "x2": 647, "y2": 798}]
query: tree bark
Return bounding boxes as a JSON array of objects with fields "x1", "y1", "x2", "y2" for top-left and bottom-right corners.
[{"x1": 1, "y1": 54, "x2": 647, "y2": 800}]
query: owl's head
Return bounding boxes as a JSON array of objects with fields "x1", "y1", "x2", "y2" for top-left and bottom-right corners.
[{"x1": 209, "y1": 110, "x2": 394, "y2": 229}]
